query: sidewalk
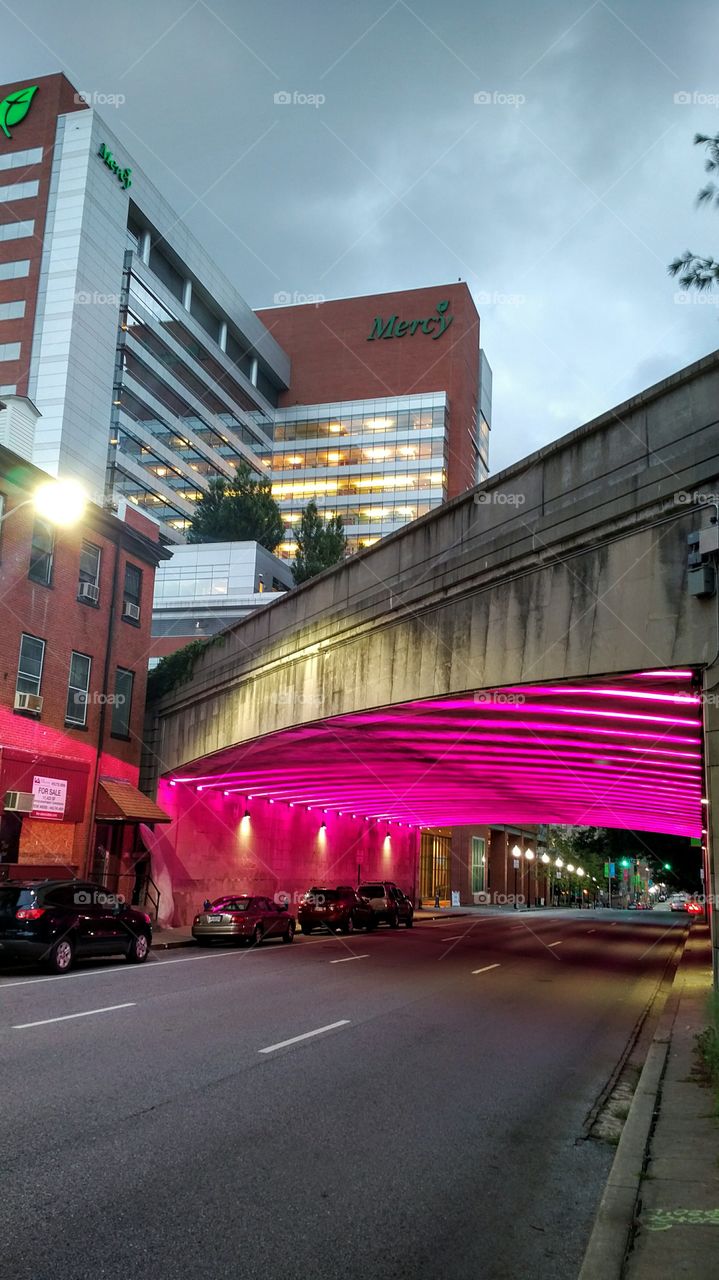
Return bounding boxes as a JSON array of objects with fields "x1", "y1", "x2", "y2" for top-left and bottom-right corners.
[
  {"x1": 580, "y1": 924, "x2": 719, "y2": 1279},
  {"x1": 623, "y1": 925, "x2": 719, "y2": 1278}
]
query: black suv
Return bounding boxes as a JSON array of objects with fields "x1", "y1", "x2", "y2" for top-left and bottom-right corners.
[
  {"x1": 358, "y1": 882, "x2": 414, "y2": 928},
  {"x1": 0, "y1": 880, "x2": 153, "y2": 973},
  {"x1": 298, "y1": 886, "x2": 376, "y2": 935}
]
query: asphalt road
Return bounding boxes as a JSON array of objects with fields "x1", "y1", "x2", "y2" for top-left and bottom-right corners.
[{"x1": 0, "y1": 908, "x2": 686, "y2": 1280}]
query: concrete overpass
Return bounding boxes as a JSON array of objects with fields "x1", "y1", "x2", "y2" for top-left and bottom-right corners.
[{"x1": 141, "y1": 350, "x2": 719, "y2": 958}]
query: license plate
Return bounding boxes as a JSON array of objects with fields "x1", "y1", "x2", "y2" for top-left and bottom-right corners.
[{"x1": 209, "y1": 915, "x2": 225, "y2": 924}]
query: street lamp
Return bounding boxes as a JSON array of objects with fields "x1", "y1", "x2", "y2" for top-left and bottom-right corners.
[
  {"x1": 524, "y1": 847, "x2": 534, "y2": 909},
  {"x1": 1, "y1": 477, "x2": 88, "y2": 528}
]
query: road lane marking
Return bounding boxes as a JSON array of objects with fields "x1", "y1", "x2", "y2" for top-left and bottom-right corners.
[
  {"x1": 259, "y1": 1020, "x2": 350, "y2": 1053},
  {"x1": 441, "y1": 936, "x2": 464, "y2": 942},
  {"x1": 547, "y1": 941, "x2": 563, "y2": 948},
  {"x1": 471, "y1": 964, "x2": 501, "y2": 975},
  {"x1": 586, "y1": 929, "x2": 596, "y2": 934},
  {"x1": 330, "y1": 955, "x2": 369, "y2": 964},
  {"x1": 13, "y1": 1002, "x2": 135, "y2": 1029},
  {"x1": 0, "y1": 937, "x2": 341, "y2": 988}
]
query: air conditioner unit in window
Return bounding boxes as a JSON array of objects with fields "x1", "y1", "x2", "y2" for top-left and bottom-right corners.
[
  {"x1": 14, "y1": 692, "x2": 43, "y2": 714},
  {"x1": 4, "y1": 790, "x2": 34, "y2": 813},
  {"x1": 78, "y1": 581, "x2": 99, "y2": 604},
  {"x1": 123, "y1": 602, "x2": 140, "y2": 621}
]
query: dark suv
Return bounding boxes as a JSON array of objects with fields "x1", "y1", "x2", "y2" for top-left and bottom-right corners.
[
  {"x1": 358, "y1": 882, "x2": 414, "y2": 928},
  {"x1": 298, "y1": 886, "x2": 376, "y2": 935},
  {"x1": 0, "y1": 880, "x2": 153, "y2": 973}
]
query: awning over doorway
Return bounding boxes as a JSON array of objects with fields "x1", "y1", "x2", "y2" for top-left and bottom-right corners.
[{"x1": 96, "y1": 779, "x2": 171, "y2": 824}]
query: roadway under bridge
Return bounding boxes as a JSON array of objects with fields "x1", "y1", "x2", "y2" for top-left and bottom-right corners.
[{"x1": 142, "y1": 350, "x2": 719, "y2": 968}]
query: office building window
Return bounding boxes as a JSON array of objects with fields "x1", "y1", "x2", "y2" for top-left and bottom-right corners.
[
  {"x1": 111, "y1": 668, "x2": 134, "y2": 738},
  {"x1": 0, "y1": 342, "x2": 21, "y2": 361},
  {"x1": 65, "y1": 652, "x2": 91, "y2": 727},
  {"x1": 78, "y1": 541, "x2": 101, "y2": 602},
  {"x1": 0, "y1": 260, "x2": 29, "y2": 281},
  {"x1": 0, "y1": 300, "x2": 25, "y2": 320},
  {"x1": 471, "y1": 837, "x2": 486, "y2": 894},
  {"x1": 0, "y1": 220, "x2": 34, "y2": 241},
  {"x1": 0, "y1": 147, "x2": 42, "y2": 171},
  {"x1": 0, "y1": 180, "x2": 39, "y2": 202},
  {"x1": 28, "y1": 518, "x2": 54, "y2": 585},
  {"x1": 123, "y1": 562, "x2": 142, "y2": 621},
  {"x1": 16, "y1": 633, "x2": 45, "y2": 696}
]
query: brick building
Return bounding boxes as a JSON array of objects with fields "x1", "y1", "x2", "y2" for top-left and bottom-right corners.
[{"x1": 0, "y1": 442, "x2": 171, "y2": 886}]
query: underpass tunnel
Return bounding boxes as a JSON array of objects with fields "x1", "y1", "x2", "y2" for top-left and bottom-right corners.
[{"x1": 156, "y1": 668, "x2": 705, "y2": 927}]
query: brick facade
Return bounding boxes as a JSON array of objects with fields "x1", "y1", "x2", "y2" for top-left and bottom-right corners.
[{"x1": 0, "y1": 444, "x2": 169, "y2": 875}]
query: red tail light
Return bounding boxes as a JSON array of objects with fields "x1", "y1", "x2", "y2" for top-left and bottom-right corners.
[{"x1": 15, "y1": 907, "x2": 45, "y2": 920}]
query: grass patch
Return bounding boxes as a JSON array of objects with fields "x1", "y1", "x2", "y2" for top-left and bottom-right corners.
[{"x1": 696, "y1": 991, "x2": 719, "y2": 1111}]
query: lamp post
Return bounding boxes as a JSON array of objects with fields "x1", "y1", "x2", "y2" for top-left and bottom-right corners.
[
  {"x1": 541, "y1": 851, "x2": 550, "y2": 908},
  {"x1": 577, "y1": 866, "x2": 585, "y2": 909},
  {"x1": 524, "y1": 847, "x2": 535, "y2": 909},
  {"x1": 567, "y1": 864, "x2": 576, "y2": 908},
  {"x1": 555, "y1": 858, "x2": 564, "y2": 908}
]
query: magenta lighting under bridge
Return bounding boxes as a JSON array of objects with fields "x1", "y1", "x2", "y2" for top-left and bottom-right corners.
[{"x1": 168, "y1": 672, "x2": 703, "y2": 837}]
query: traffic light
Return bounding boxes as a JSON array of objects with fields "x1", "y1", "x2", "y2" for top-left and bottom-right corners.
[
  {"x1": 663, "y1": 862, "x2": 672, "y2": 871},
  {"x1": 620, "y1": 858, "x2": 631, "y2": 869}
]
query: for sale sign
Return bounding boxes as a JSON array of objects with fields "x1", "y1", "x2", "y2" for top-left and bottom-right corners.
[{"x1": 32, "y1": 775, "x2": 67, "y2": 820}]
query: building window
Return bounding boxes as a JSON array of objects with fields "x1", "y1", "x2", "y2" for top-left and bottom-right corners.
[
  {"x1": 0, "y1": 342, "x2": 21, "y2": 362},
  {"x1": 0, "y1": 220, "x2": 34, "y2": 241},
  {"x1": 16, "y1": 633, "x2": 45, "y2": 697},
  {"x1": 471, "y1": 837, "x2": 486, "y2": 895},
  {"x1": 0, "y1": 300, "x2": 25, "y2": 321},
  {"x1": 28, "y1": 518, "x2": 54, "y2": 585},
  {"x1": 111, "y1": 668, "x2": 134, "y2": 738},
  {"x1": 0, "y1": 180, "x2": 39, "y2": 202},
  {"x1": 0, "y1": 260, "x2": 29, "y2": 281},
  {"x1": 65, "y1": 652, "x2": 91, "y2": 727},
  {"x1": 122, "y1": 563, "x2": 142, "y2": 622},
  {"x1": 0, "y1": 147, "x2": 42, "y2": 172},
  {"x1": 78, "y1": 541, "x2": 101, "y2": 603}
]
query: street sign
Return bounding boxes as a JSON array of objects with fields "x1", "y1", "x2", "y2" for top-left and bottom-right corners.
[
  {"x1": 604, "y1": 861, "x2": 616, "y2": 877},
  {"x1": 513, "y1": 859, "x2": 520, "y2": 870}
]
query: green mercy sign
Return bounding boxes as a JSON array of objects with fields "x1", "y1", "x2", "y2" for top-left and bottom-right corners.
[
  {"x1": 367, "y1": 298, "x2": 453, "y2": 342},
  {"x1": 0, "y1": 85, "x2": 38, "y2": 140},
  {"x1": 98, "y1": 142, "x2": 132, "y2": 190}
]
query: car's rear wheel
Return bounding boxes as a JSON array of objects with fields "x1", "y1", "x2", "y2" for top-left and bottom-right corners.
[
  {"x1": 253, "y1": 924, "x2": 264, "y2": 946},
  {"x1": 342, "y1": 916, "x2": 354, "y2": 935},
  {"x1": 301, "y1": 923, "x2": 313, "y2": 935},
  {"x1": 128, "y1": 932, "x2": 150, "y2": 963},
  {"x1": 282, "y1": 921, "x2": 295, "y2": 944},
  {"x1": 389, "y1": 912, "x2": 399, "y2": 929},
  {"x1": 47, "y1": 936, "x2": 74, "y2": 974},
  {"x1": 405, "y1": 915, "x2": 414, "y2": 928}
]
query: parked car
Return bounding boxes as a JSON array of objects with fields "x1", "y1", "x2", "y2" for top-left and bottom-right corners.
[
  {"x1": 358, "y1": 881, "x2": 414, "y2": 928},
  {"x1": 298, "y1": 886, "x2": 375, "y2": 935},
  {"x1": 686, "y1": 899, "x2": 704, "y2": 916},
  {"x1": 670, "y1": 894, "x2": 689, "y2": 912},
  {"x1": 192, "y1": 895, "x2": 295, "y2": 946},
  {"x1": 0, "y1": 879, "x2": 152, "y2": 974}
]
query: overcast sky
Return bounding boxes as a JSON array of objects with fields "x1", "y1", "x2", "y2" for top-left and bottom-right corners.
[{"x1": 1, "y1": 0, "x2": 717, "y2": 471}]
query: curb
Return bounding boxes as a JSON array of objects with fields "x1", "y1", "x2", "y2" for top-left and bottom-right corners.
[
  {"x1": 151, "y1": 910, "x2": 470, "y2": 949},
  {"x1": 577, "y1": 930, "x2": 687, "y2": 1280}
]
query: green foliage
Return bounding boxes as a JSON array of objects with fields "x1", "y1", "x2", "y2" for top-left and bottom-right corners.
[
  {"x1": 697, "y1": 992, "x2": 719, "y2": 1111},
  {"x1": 292, "y1": 500, "x2": 347, "y2": 584},
  {"x1": 146, "y1": 635, "x2": 224, "y2": 702},
  {"x1": 669, "y1": 133, "x2": 719, "y2": 291},
  {"x1": 187, "y1": 462, "x2": 284, "y2": 551}
]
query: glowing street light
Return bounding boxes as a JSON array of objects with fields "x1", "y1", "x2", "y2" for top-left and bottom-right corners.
[
  {"x1": 555, "y1": 857, "x2": 564, "y2": 869},
  {"x1": 567, "y1": 863, "x2": 575, "y2": 873},
  {"x1": 32, "y1": 477, "x2": 87, "y2": 526},
  {"x1": 541, "y1": 852, "x2": 550, "y2": 864},
  {"x1": 577, "y1": 867, "x2": 585, "y2": 877}
]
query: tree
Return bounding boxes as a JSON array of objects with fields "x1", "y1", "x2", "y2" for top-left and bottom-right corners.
[
  {"x1": 292, "y1": 501, "x2": 347, "y2": 584},
  {"x1": 187, "y1": 461, "x2": 284, "y2": 551},
  {"x1": 669, "y1": 133, "x2": 719, "y2": 291}
]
